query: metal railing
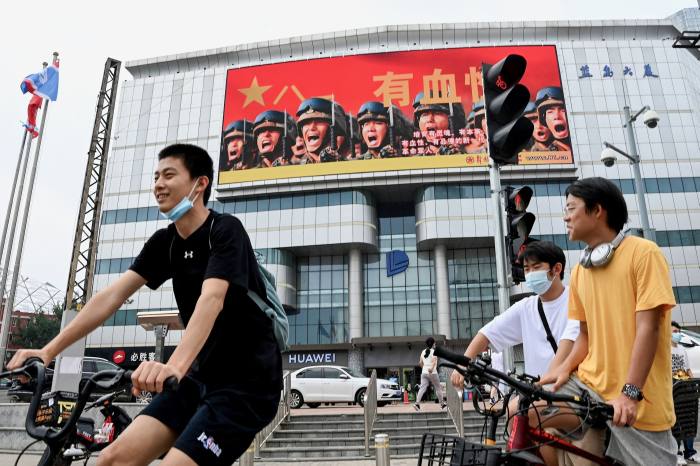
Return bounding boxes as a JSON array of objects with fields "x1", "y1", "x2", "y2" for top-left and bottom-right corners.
[
  {"x1": 364, "y1": 369, "x2": 378, "y2": 457},
  {"x1": 254, "y1": 370, "x2": 291, "y2": 458},
  {"x1": 445, "y1": 375, "x2": 464, "y2": 436}
]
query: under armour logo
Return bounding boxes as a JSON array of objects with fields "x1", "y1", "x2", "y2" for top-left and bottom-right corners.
[{"x1": 184, "y1": 251, "x2": 194, "y2": 259}]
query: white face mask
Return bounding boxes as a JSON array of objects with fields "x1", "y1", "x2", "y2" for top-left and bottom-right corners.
[{"x1": 524, "y1": 269, "x2": 554, "y2": 296}]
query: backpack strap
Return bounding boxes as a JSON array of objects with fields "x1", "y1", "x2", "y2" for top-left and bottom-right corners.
[{"x1": 537, "y1": 298, "x2": 558, "y2": 354}]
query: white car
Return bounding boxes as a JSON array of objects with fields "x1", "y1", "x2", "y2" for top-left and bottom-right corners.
[{"x1": 289, "y1": 365, "x2": 402, "y2": 409}]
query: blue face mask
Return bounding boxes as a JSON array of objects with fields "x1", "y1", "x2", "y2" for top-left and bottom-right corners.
[
  {"x1": 159, "y1": 178, "x2": 200, "y2": 222},
  {"x1": 525, "y1": 270, "x2": 553, "y2": 296},
  {"x1": 672, "y1": 333, "x2": 683, "y2": 343}
]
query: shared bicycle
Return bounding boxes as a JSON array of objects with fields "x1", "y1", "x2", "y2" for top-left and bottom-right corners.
[
  {"x1": 0, "y1": 358, "x2": 177, "y2": 466},
  {"x1": 418, "y1": 346, "x2": 620, "y2": 466}
]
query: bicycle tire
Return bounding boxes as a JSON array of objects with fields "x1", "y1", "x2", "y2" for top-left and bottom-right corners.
[{"x1": 38, "y1": 445, "x2": 73, "y2": 466}]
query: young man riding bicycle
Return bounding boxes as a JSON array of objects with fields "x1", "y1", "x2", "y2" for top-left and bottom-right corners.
[
  {"x1": 450, "y1": 241, "x2": 579, "y2": 389},
  {"x1": 537, "y1": 177, "x2": 677, "y2": 465},
  {"x1": 8, "y1": 144, "x2": 282, "y2": 466}
]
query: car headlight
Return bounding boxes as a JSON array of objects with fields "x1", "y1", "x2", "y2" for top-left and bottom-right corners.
[{"x1": 380, "y1": 383, "x2": 390, "y2": 389}]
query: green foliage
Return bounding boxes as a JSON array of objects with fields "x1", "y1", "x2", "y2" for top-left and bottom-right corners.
[{"x1": 12, "y1": 304, "x2": 63, "y2": 349}]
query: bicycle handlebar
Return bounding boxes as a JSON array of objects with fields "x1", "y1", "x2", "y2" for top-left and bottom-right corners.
[
  {"x1": 434, "y1": 346, "x2": 614, "y2": 418},
  {"x1": 0, "y1": 360, "x2": 180, "y2": 444}
]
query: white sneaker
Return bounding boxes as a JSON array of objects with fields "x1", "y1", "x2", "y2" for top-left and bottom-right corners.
[
  {"x1": 413, "y1": 403, "x2": 421, "y2": 411},
  {"x1": 679, "y1": 453, "x2": 688, "y2": 465}
]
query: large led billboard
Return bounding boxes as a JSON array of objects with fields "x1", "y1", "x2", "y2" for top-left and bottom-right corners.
[{"x1": 218, "y1": 45, "x2": 572, "y2": 185}]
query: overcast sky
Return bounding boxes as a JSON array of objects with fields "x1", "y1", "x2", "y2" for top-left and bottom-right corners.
[{"x1": 0, "y1": 0, "x2": 695, "y2": 297}]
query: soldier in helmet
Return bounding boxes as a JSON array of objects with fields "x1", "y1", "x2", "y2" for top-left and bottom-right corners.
[
  {"x1": 289, "y1": 136, "x2": 307, "y2": 165},
  {"x1": 296, "y1": 97, "x2": 350, "y2": 163},
  {"x1": 535, "y1": 87, "x2": 571, "y2": 152},
  {"x1": 253, "y1": 110, "x2": 298, "y2": 167},
  {"x1": 412, "y1": 92, "x2": 467, "y2": 155},
  {"x1": 356, "y1": 101, "x2": 413, "y2": 159},
  {"x1": 220, "y1": 120, "x2": 257, "y2": 171},
  {"x1": 465, "y1": 101, "x2": 487, "y2": 154},
  {"x1": 523, "y1": 101, "x2": 553, "y2": 151}
]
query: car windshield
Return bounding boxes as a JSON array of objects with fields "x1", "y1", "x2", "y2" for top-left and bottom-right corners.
[{"x1": 340, "y1": 367, "x2": 365, "y2": 378}]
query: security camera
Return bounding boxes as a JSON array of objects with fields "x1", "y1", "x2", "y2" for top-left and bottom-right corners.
[
  {"x1": 600, "y1": 147, "x2": 617, "y2": 167},
  {"x1": 642, "y1": 109, "x2": 660, "y2": 129}
]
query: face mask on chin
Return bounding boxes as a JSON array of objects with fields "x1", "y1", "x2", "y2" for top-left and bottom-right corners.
[
  {"x1": 524, "y1": 269, "x2": 554, "y2": 296},
  {"x1": 160, "y1": 178, "x2": 200, "y2": 222}
]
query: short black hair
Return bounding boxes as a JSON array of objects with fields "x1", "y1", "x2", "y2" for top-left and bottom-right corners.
[
  {"x1": 425, "y1": 337, "x2": 435, "y2": 348},
  {"x1": 672, "y1": 321, "x2": 682, "y2": 330},
  {"x1": 565, "y1": 177, "x2": 628, "y2": 233},
  {"x1": 520, "y1": 241, "x2": 566, "y2": 279},
  {"x1": 158, "y1": 144, "x2": 214, "y2": 204}
]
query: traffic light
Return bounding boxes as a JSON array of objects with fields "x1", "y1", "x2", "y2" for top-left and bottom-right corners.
[
  {"x1": 482, "y1": 55, "x2": 534, "y2": 165},
  {"x1": 505, "y1": 186, "x2": 536, "y2": 283}
]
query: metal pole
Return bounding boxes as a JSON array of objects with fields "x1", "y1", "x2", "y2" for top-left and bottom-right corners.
[
  {"x1": 2, "y1": 101, "x2": 50, "y2": 358},
  {"x1": 374, "y1": 433, "x2": 391, "y2": 466},
  {"x1": 0, "y1": 133, "x2": 34, "y2": 369},
  {"x1": 623, "y1": 106, "x2": 655, "y2": 242},
  {"x1": 488, "y1": 161, "x2": 515, "y2": 372},
  {"x1": 0, "y1": 131, "x2": 29, "y2": 273}
]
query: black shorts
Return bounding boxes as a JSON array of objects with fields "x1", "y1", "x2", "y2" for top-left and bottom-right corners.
[{"x1": 140, "y1": 376, "x2": 280, "y2": 465}]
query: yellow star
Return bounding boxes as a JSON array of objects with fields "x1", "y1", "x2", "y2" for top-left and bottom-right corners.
[{"x1": 238, "y1": 77, "x2": 272, "y2": 108}]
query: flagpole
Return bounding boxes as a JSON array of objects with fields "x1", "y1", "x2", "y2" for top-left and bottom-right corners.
[
  {"x1": 0, "y1": 99, "x2": 49, "y2": 370},
  {"x1": 0, "y1": 130, "x2": 29, "y2": 271},
  {"x1": 0, "y1": 132, "x2": 34, "y2": 369}
]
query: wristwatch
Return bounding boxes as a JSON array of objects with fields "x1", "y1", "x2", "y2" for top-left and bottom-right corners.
[{"x1": 621, "y1": 383, "x2": 644, "y2": 401}]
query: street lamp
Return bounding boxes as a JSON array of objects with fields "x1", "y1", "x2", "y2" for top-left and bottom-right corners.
[{"x1": 600, "y1": 105, "x2": 659, "y2": 242}]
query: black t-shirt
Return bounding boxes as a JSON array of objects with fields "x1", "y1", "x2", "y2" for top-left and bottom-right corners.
[{"x1": 129, "y1": 210, "x2": 282, "y2": 393}]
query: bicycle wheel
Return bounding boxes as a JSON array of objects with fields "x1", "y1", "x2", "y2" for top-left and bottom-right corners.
[{"x1": 38, "y1": 445, "x2": 72, "y2": 466}]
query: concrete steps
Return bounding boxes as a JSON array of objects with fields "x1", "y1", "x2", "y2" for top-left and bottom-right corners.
[{"x1": 256, "y1": 409, "x2": 503, "y2": 461}]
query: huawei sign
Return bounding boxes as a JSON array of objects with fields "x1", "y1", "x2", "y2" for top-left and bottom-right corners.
[{"x1": 112, "y1": 350, "x2": 126, "y2": 365}]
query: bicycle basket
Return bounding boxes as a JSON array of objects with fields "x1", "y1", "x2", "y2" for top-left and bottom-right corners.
[
  {"x1": 35, "y1": 391, "x2": 79, "y2": 427},
  {"x1": 418, "y1": 433, "x2": 502, "y2": 466}
]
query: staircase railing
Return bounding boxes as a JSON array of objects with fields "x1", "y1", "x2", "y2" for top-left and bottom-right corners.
[
  {"x1": 363, "y1": 369, "x2": 378, "y2": 457},
  {"x1": 254, "y1": 370, "x2": 291, "y2": 458},
  {"x1": 445, "y1": 375, "x2": 464, "y2": 436}
]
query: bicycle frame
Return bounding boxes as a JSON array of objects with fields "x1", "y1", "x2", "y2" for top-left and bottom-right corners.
[{"x1": 505, "y1": 394, "x2": 614, "y2": 465}]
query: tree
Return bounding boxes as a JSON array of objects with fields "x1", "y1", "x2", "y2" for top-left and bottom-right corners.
[{"x1": 12, "y1": 304, "x2": 63, "y2": 349}]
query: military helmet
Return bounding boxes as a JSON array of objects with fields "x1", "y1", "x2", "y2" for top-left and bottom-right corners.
[
  {"x1": 472, "y1": 100, "x2": 486, "y2": 131},
  {"x1": 523, "y1": 101, "x2": 538, "y2": 117},
  {"x1": 296, "y1": 97, "x2": 348, "y2": 137},
  {"x1": 223, "y1": 119, "x2": 254, "y2": 145},
  {"x1": 412, "y1": 92, "x2": 466, "y2": 130},
  {"x1": 253, "y1": 110, "x2": 297, "y2": 138},
  {"x1": 535, "y1": 87, "x2": 565, "y2": 123}
]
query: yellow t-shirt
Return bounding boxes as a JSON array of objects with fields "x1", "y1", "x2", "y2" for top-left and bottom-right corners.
[{"x1": 569, "y1": 235, "x2": 676, "y2": 431}]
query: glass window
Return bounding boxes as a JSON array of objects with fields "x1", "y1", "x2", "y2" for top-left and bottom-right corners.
[
  {"x1": 281, "y1": 196, "x2": 293, "y2": 210},
  {"x1": 304, "y1": 194, "x2": 316, "y2": 209},
  {"x1": 329, "y1": 191, "x2": 340, "y2": 207},
  {"x1": 83, "y1": 360, "x2": 97, "y2": 373},
  {"x1": 115, "y1": 209, "x2": 127, "y2": 223},
  {"x1": 340, "y1": 191, "x2": 352, "y2": 205},
  {"x1": 323, "y1": 367, "x2": 343, "y2": 378},
  {"x1": 681, "y1": 177, "x2": 696, "y2": 192},
  {"x1": 670, "y1": 178, "x2": 684, "y2": 193},
  {"x1": 125, "y1": 208, "x2": 137, "y2": 223},
  {"x1": 292, "y1": 195, "x2": 304, "y2": 209},
  {"x1": 136, "y1": 207, "x2": 148, "y2": 222},
  {"x1": 657, "y1": 178, "x2": 671, "y2": 193}
]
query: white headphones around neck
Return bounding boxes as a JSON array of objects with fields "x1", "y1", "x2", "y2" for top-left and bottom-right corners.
[{"x1": 579, "y1": 231, "x2": 625, "y2": 268}]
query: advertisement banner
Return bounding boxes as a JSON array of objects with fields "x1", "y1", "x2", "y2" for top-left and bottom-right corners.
[{"x1": 219, "y1": 45, "x2": 572, "y2": 184}]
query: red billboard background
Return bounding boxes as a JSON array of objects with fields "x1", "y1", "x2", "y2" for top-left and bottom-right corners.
[{"x1": 220, "y1": 45, "x2": 571, "y2": 183}]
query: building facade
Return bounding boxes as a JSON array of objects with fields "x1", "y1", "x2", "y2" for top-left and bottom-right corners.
[{"x1": 86, "y1": 9, "x2": 700, "y2": 385}]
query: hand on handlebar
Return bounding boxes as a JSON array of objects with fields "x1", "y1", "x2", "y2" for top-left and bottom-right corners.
[
  {"x1": 131, "y1": 361, "x2": 182, "y2": 396},
  {"x1": 609, "y1": 394, "x2": 638, "y2": 427},
  {"x1": 538, "y1": 366, "x2": 571, "y2": 392},
  {"x1": 450, "y1": 369, "x2": 465, "y2": 390},
  {"x1": 7, "y1": 348, "x2": 51, "y2": 370}
]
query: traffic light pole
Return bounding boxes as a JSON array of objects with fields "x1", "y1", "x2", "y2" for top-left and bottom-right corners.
[{"x1": 488, "y1": 161, "x2": 515, "y2": 373}]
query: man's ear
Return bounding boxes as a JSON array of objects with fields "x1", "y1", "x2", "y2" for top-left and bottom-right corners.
[{"x1": 552, "y1": 262, "x2": 564, "y2": 279}]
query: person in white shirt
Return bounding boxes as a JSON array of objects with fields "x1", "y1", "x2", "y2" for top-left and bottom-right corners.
[
  {"x1": 451, "y1": 241, "x2": 579, "y2": 390},
  {"x1": 414, "y1": 337, "x2": 446, "y2": 411}
]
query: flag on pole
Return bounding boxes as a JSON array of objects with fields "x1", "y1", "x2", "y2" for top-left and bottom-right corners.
[
  {"x1": 24, "y1": 95, "x2": 43, "y2": 138},
  {"x1": 20, "y1": 55, "x2": 60, "y2": 101}
]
